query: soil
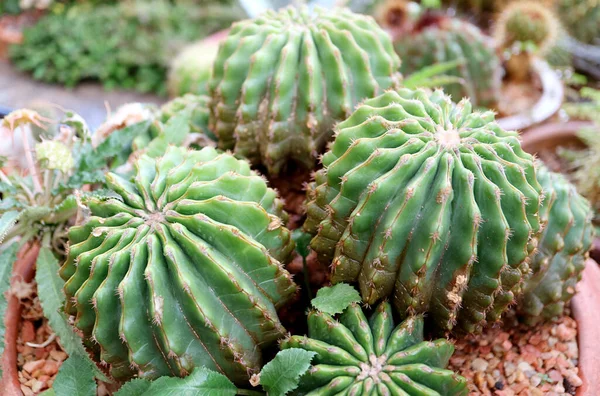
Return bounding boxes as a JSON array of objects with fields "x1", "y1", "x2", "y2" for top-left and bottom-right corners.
[
  {"x1": 449, "y1": 309, "x2": 581, "y2": 396},
  {"x1": 15, "y1": 281, "x2": 63, "y2": 395},
  {"x1": 498, "y1": 72, "x2": 543, "y2": 118}
]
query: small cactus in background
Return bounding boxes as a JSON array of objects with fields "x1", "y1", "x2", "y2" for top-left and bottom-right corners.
[
  {"x1": 209, "y1": 5, "x2": 401, "y2": 175},
  {"x1": 393, "y1": 13, "x2": 501, "y2": 108},
  {"x1": 59, "y1": 146, "x2": 297, "y2": 383},
  {"x1": 304, "y1": 88, "x2": 542, "y2": 333},
  {"x1": 280, "y1": 302, "x2": 468, "y2": 395},
  {"x1": 556, "y1": 0, "x2": 600, "y2": 45},
  {"x1": 494, "y1": 1, "x2": 560, "y2": 55},
  {"x1": 519, "y1": 163, "x2": 594, "y2": 324},
  {"x1": 167, "y1": 31, "x2": 226, "y2": 98}
]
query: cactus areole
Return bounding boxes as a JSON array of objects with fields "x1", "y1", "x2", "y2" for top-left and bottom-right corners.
[
  {"x1": 209, "y1": 5, "x2": 401, "y2": 175},
  {"x1": 304, "y1": 88, "x2": 543, "y2": 333},
  {"x1": 60, "y1": 147, "x2": 297, "y2": 383},
  {"x1": 281, "y1": 302, "x2": 468, "y2": 395}
]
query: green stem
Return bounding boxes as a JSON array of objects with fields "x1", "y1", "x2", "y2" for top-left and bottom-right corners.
[
  {"x1": 302, "y1": 254, "x2": 312, "y2": 301},
  {"x1": 236, "y1": 389, "x2": 264, "y2": 396}
]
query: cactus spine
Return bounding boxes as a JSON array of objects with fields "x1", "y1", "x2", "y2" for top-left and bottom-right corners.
[
  {"x1": 281, "y1": 302, "x2": 468, "y2": 395},
  {"x1": 304, "y1": 88, "x2": 542, "y2": 333},
  {"x1": 393, "y1": 14, "x2": 501, "y2": 108},
  {"x1": 519, "y1": 163, "x2": 594, "y2": 324},
  {"x1": 209, "y1": 6, "x2": 401, "y2": 175},
  {"x1": 60, "y1": 146, "x2": 297, "y2": 383}
]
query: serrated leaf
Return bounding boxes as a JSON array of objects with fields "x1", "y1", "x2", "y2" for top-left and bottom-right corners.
[
  {"x1": 0, "y1": 211, "x2": 20, "y2": 243},
  {"x1": 0, "y1": 242, "x2": 19, "y2": 378},
  {"x1": 51, "y1": 354, "x2": 96, "y2": 396},
  {"x1": 35, "y1": 247, "x2": 110, "y2": 382},
  {"x1": 145, "y1": 367, "x2": 237, "y2": 396},
  {"x1": 259, "y1": 348, "x2": 316, "y2": 396},
  {"x1": 311, "y1": 283, "x2": 361, "y2": 315},
  {"x1": 114, "y1": 378, "x2": 151, "y2": 396}
]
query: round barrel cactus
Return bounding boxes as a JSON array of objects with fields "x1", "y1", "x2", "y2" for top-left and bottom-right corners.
[
  {"x1": 519, "y1": 163, "x2": 594, "y2": 324},
  {"x1": 494, "y1": 1, "x2": 560, "y2": 54},
  {"x1": 59, "y1": 146, "x2": 297, "y2": 383},
  {"x1": 281, "y1": 302, "x2": 468, "y2": 395},
  {"x1": 556, "y1": 0, "x2": 600, "y2": 44},
  {"x1": 209, "y1": 5, "x2": 401, "y2": 175},
  {"x1": 394, "y1": 14, "x2": 501, "y2": 109},
  {"x1": 304, "y1": 88, "x2": 543, "y2": 333}
]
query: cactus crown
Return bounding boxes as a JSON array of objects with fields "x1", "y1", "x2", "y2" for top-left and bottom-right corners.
[
  {"x1": 393, "y1": 15, "x2": 501, "y2": 108},
  {"x1": 304, "y1": 88, "x2": 542, "y2": 333},
  {"x1": 494, "y1": 1, "x2": 560, "y2": 55},
  {"x1": 281, "y1": 302, "x2": 468, "y2": 395},
  {"x1": 209, "y1": 5, "x2": 401, "y2": 175},
  {"x1": 519, "y1": 163, "x2": 594, "y2": 324},
  {"x1": 60, "y1": 146, "x2": 297, "y2": 383}
]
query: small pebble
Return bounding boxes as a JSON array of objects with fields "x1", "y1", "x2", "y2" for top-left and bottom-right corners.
[{"x1": 472, "y1": 358, "x2": 489, "y2": 372}]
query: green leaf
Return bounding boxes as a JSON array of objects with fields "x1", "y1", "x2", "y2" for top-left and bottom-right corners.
[
  {"x1": 145, "y1": 367, "x2": 237, "y2": 395},
  {"x1": 259, "y1": 348, "x2": 316, "y2": 396},
  {"x1": 114, "y1": 378, "x2": 151, "y2": 396},
  {"x1": 291, "y1": 229, "x2": 312, "y2": 259},
  {"x1": 51, "y1": 354, "x2": 96, "y2": 396},
  {"x1": 0, "y1": 242, "x2": 19, "y2": 378},
  {"x1": 403, "y1": 59, "x2": 465, "y2": 90},
  {"x1": 311, "y1": 283, "x2": 361, "y2": 316},
  {"x1": 0, "y1": 211, "x2": 20, "y2": 243},
  {"x1": 35, "y1": 247, "x2": 110, "y2": 382}
]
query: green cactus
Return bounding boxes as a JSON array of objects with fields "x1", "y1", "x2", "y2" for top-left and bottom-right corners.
[
  {"x1": 209, "y1": 5, "x2": 401, "y2": 175},
  {"x1": 556, "y1": 0, "x2": 600, "y2": 45},
  {"x1": 394, "y1": 14, "x2": 501, "y2": 108},
  {"x1": 494, "y1": 1, "x2": 560, "y2": 55},
  {"x1": 304, "y1": 88, "x2": 543, "y2": 333},
  {"x1": 280, "y1": 302, "x2": 468, "y2": 395},
  {"x1": 167, "y1": 37, "x2": 222, "y2": 97},
  {"x1": 59, "y1": 146, "x2": 297, "y2": 383},
  {"x1": 125, "y1": 94, "x2": 216, "y2": 156},
  {"x1": 519, "y1": 163, "x2": 594, "y2": 324}
]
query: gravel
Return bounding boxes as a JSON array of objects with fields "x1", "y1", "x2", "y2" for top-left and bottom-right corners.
[{"x1": 448, "y1": 309, "x2": 582, "y2": 395}]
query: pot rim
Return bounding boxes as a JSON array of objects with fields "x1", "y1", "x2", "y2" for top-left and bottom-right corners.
[
  {"x1": 519, "y1": 120, "x2": 595, "y2": 153},
  {"x1": 497, "y1": 57, "x2": 564, "y2": 133}
]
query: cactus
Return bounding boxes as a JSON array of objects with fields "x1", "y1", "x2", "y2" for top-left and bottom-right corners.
[
  {"x1": 393, "y1": 13, "x2": 501, "y2": 108},
  {"x1": 280, "y1": 302, "x2": 468, "y2": 395},
  {"x1": 494, "y1": 1, "x2": 560, "y2": 55},
  {"x1": 59, "y1": 146, "x2": 297, "y2": 383},
  {"x1": 167, "y1": 36, "x2": 222, "y2": 97},
  {"x1": 304, "y1": 88, "x2": 543, "y2": 333},
  {"x1": 556, "y1": 0, "x2": 600, "y2": 45},
  {"x1": 519, "y1": 164, "x2": 594, "y2": 324},
  {"x1": 209, "y1": 5, "x2": 401, "y2": 175}
]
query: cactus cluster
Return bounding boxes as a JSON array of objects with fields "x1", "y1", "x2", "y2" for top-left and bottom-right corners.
[
  {"x1": 209, "y1": 6, "x2": 401, "y2": 175},
  {"x1": 59, "y1": 146, "x2": 297, "y2": 383},
  {"x1": 393, "y1": 14, "x2": 501, "y2": 108},
  {"x1": 304, "y1": 88, "x2": 542, "y2": 333},
  {"x1": 556, "y1": 0, "x2": 600, "y2": 44},
  {"x1": 494, "y1": 1, "x2": 560, "y2": 55},
  {"x1": 519, "y1": 164, "x2": 594, "y2": 324},
  {"x1": 281, "y1": 302, "x2": 468, "y2": 395}
]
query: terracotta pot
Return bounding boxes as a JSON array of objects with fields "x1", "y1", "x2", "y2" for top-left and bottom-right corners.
[
  {"x1": 497, "y1": 58, "x2": 564, "y2": 132},
  {"x1": 573, "y1": 259, "x2": 600, "y2": 395},
  {"x1": 0, "y1": 241, "x2": 41, "y2": 396}
]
